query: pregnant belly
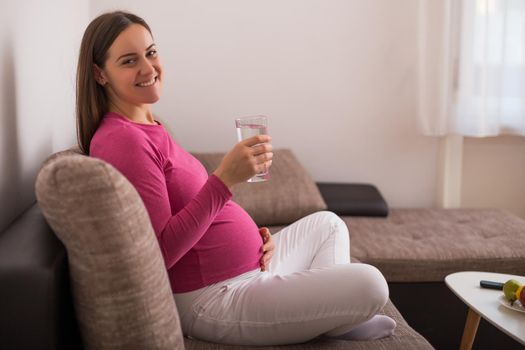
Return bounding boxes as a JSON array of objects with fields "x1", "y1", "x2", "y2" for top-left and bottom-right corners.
[
  {"x1": 198, "y1": 202, "x2": 263, "y2": 270},
  {"x1": 168, "y1": 201, "x2": 263, "y2": 292}
]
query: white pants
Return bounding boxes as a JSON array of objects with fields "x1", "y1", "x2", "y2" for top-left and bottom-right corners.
[{"x1": 173, "y1": 211, "x2": 389, "y2": 346}]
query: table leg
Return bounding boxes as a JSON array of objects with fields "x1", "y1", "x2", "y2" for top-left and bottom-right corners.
[{"x1": 459, "y1": 307, "x2": 481, "y2": 350}]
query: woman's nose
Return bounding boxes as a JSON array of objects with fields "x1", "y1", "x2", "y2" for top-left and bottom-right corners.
[{"x1": 139, "y1": 58, "x2": 156, "y2": 75}]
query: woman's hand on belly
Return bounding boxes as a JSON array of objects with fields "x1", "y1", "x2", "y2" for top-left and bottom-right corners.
[{"x1": 259, "y1": 227, "x2": 275, "y2": 272}]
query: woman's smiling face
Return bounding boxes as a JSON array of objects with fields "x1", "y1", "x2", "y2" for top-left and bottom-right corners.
[{"x1": 96, "y1": 23, "x2": 163, "y2": 110}]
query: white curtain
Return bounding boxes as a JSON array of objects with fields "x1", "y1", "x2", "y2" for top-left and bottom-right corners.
[{"x1": 418, "y1": 0, "x2": 525, "y2": 137}]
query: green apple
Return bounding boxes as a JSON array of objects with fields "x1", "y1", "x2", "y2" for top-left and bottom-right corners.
[{"x1": 503, "y1": 279, "x2": 522, "y2": 303}]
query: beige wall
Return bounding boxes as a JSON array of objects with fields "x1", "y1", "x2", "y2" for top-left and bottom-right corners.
[
  {"x1": 461, "y1": 136, "x2": 525, "y2": 219},
  {"x1": 91, "y1": 0, "x2": 440, "y2": 208}
]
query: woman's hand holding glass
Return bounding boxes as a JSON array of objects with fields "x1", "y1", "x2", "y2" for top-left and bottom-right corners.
[{"x1": 212, "y1": 135, "x2": 273, "y2": 189}]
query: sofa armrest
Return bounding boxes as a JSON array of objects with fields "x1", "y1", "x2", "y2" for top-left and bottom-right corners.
[{"x1": 316, "y1": 183, "x2": 389, "y2": 217}]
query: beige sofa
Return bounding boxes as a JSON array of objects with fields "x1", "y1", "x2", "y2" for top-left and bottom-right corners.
[
  {"x1": 25, "y1": 148, "x2": 434, "y2": 349},
  {"x1": 4, "y1": 146, "x2": 525, "y2": 349}
]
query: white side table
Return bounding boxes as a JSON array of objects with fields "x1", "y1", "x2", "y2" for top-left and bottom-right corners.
[{"x1": 445, "y1": 271, "x2": 525, "y2": 350}]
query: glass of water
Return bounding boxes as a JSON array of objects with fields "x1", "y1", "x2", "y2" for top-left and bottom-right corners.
[{"x1": 235, "y1": 115, "x2": 270, "y2": 182}]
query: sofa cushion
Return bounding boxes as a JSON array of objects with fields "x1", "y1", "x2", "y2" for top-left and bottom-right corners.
[
  {"x1": 35, "y1": 150, "x2": 184, "y2": 350},
  {"x1": 344, "y1": 208, "x2": 525, "y2": 282},
  {"x1": 192, "y1": 149, "x2": 327, "y2": 226},
  {"x1": 183, "y1": 298, "x2": 433, "y2": 350}
]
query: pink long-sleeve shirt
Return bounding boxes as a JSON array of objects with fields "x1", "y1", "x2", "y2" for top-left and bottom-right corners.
[{"x1": 90, "y1": 112, "x2": 263, "y2": 292}]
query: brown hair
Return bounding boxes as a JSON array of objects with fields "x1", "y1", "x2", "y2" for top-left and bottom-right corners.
[{"x1": 76, "y1": 11, "x2": 152, "y2": 154}]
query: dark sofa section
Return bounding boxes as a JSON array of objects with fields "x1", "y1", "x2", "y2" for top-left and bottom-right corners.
[
  {"x1": 316, "y1": 183, "x2": 389, "y2": 217},
  {"x1": 0, "y1": 205, "x2": 82, "y2": 350}
]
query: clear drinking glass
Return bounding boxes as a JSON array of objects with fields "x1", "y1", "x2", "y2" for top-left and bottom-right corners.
[{"x1": 235, "y1": 115, "x2": 270, "y2": 182}]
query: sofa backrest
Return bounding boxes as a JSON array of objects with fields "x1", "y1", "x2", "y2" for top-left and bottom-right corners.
[{"x1": 192, "y1": 149, "x2": 327, "y2": 226}]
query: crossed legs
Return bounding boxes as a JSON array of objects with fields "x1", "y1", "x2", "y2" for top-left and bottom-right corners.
[{"x1": 175, "y1": 211, "x2": 395, "y2": 346}]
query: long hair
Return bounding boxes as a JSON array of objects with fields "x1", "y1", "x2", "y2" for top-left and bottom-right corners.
[{"x1": 76, "y1": 11, "x2": 152, "y2": 154}]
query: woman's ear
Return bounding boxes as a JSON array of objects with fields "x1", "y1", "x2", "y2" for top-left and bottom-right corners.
[{"x1": 93, "y1": 64, "x2": 107, "y2": 86}]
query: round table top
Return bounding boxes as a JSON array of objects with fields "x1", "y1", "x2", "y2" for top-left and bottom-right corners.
[{"x1": 445, "y1": 271, "x2": 525, "y2": 345}]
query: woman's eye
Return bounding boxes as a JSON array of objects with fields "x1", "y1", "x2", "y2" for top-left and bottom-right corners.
[
  {"x1": 123, "y1": 58, "x2": 136, "y2": 65},
  {"x1": 148, "y1": 50, "x2": 158, "y2": 57}
]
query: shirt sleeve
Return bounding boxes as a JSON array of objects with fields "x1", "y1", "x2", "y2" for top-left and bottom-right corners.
[{"x1": 90, "y1": 129, "x2": 232, "y2": 269}]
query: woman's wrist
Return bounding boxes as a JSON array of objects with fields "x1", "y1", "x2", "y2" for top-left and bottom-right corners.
[{"x1": 212, "y1": 170, "x2": 234, "y2": 189}]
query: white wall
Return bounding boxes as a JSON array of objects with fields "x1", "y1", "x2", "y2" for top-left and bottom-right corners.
[
  {"x1": 3, "y1": 0, "x2": 521, "y2": 233},
  {"x1": 0, "y1": 0, "x2": 89, "y2": 231},
  {"x1": 90, "y1": 0, "x2": 440, "y2": 208}
]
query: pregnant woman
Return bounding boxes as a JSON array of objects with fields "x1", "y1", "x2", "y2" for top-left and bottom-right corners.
[{"x1": 78, "y1": 11, "x2": 396, "y2": 346}]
